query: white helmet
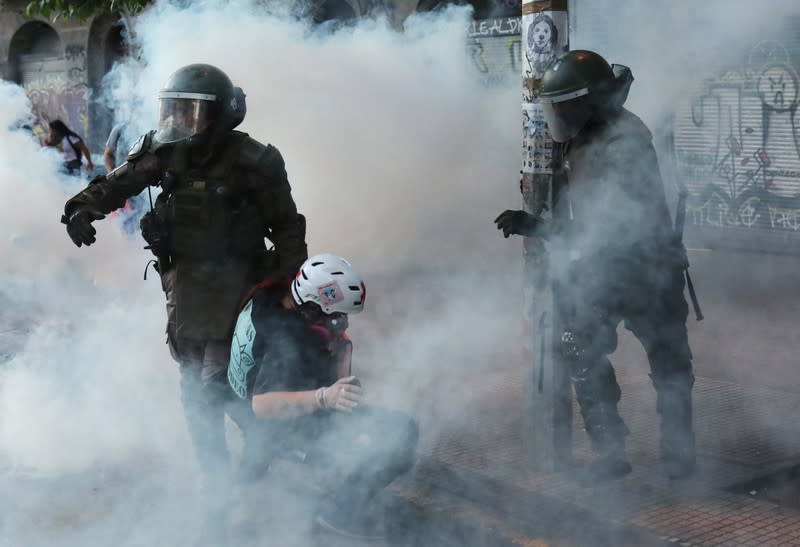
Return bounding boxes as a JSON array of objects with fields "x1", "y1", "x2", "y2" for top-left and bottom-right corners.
[{"x1": 291, "y1": 254, "x2": 366, "y2": 315}]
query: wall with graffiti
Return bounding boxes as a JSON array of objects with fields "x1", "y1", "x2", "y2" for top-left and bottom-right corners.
[
  {"x1": 466, "y1": 17, "x2": 522, "y2": 86},
  {"x1": 674, "y1": 41, "x2": 800, "y2": 250},
  {"x1": 23, "y1": 67, "x2": 90, "y2": 145},
  {"x1": 2, "y1": 16, "x2": 110, "y2": 151}
]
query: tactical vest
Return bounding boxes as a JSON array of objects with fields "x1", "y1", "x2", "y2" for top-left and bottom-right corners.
[
  {"x1": 151, "y1": 132, "x2": 272, "y2": 342},
  {"x1": 153, "y1": 132, "x2": 267, "y2": 261}
]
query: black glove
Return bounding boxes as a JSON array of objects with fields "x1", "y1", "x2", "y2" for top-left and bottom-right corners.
[
  {"x1": 494, "y1": 210, "x2": 538, "y2": 238},
  {"x1": 61, "y1": 207, "x2": 105, "y2": 247}
]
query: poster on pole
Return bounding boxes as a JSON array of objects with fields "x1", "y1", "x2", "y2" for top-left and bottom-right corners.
[
  {"x1": 520, "y1": 0, "x2": 571, "y2": 470},
  {"x1": 522, "y1": 102, "x2": 554, "y2": 174},
  {"x1": 522, "y1": 8, "x2": 569, "y2": 81},
  {"x1": 521, "y1": 1, "x2": 568, "y2": 175}
]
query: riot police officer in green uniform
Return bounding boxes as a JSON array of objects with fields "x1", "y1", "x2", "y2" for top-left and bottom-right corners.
[
  {"x1": 496, "y1": 50, "x2": 696, "y2": 481},
  {"x1": 61, "y1": 64, "x2": 308, "y2": 534}
]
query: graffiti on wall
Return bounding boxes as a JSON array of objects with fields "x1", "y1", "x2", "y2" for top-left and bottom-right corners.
[
  {"x1": 467, "y1": 17, "x2": 522, "y2": 86},
  {"x1": 675, "y1": 41, "x2": 800, "y2": 232},
  {"x1": 16, "y1": 41, "x2": 90, "y2": 143},
  {"x1": 25, "y1": 77, "x2": 90, "y2": 143}
]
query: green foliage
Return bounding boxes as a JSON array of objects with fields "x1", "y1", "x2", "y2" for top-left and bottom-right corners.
[{"x1": 23, "y1": 0, "x2": 150, "y2": 21}]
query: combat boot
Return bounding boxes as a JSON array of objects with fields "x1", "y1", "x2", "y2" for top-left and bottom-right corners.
[
  {"x1": 584, "y1": 440, "x2": 632, "y2": 483},
  {"x1": 583, "y1": 416, "x2": 632, "y2": 484},
  {"x1": 661, "y1": 431, "x2": 695, "y2": 480}
]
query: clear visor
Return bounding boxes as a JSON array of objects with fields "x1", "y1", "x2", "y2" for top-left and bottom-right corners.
[
  {"x1": 540, "y1": 89, "x2": 591, "y2": 143},
  {"x1": 155, "y1": 95, "x2": 214, "y2": 143}
]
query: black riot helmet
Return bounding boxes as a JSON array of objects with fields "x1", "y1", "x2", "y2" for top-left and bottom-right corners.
[
  {"x1": 155, "y1": 64, "x2": 247, "y2": 145},
  {"x1": 539, "y1": 50, "x2": 634, "y2": 142}
]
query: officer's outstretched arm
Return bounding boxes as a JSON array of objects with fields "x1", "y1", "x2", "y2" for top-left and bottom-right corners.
[
  {"x1": 243, "y1": 141, "x2": 308, "y2": 274},
  {"x1": 62, "y1": 133, "x2": 160, "y2": 247}
]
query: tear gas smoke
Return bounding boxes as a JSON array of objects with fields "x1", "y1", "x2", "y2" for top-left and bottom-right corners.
[
  {"x1": 127, "y1": 3, "x2": 521, "y2": 272},
  {"x1": 563, "y1": 0, "x2": 800, "y2": 521},
  {"x1": 2, "y1": 0, "x2": 798, "y2": 544},
  {"x1": 570, "y1": 0, "x2": 800, "y2": 131},
  {"x1": 568, "y1": 0, "x2": 800, "y2": 389},
  {"x1": 0, "y1": 2, "x2": 521, "y2": 544}
]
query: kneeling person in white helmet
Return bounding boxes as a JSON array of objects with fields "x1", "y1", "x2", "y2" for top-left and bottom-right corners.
[{"x1": 228, "y1": 253, "x2": 419, "y2": 540}]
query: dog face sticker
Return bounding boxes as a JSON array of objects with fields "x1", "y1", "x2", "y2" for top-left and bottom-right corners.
[
  {"x1": 532, "y1": 20, "x2": 553, "y2": 53},
  {"x1": 526, "y1": 13, "x2": 559, "y2": 78}
]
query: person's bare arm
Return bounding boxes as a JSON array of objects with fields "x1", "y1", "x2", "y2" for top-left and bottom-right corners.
[
  {"x1": 252, "y1": 376, "x2": 362, "y2": 419},
  {"x1": 251, "y1": 390, "x2": 318, "y2": 419},
  {"x1": 103, "y1": 147, "x2": 115, "y2": 172}
]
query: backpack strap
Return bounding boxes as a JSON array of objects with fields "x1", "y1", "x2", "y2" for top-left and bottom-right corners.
[{"x1": 66, "y1": 135, "x2": 82, "y2": 162}]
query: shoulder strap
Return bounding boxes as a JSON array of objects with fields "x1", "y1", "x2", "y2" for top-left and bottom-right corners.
[
  {"x1": 66, "y1": 135, "x2": 82, "y2": 161},
  {"x1": 238, "y1": 277, "x2": 292, "y2": 312}
]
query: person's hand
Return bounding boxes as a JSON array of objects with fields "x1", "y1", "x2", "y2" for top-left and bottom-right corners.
[
  {"x1": 62, "y1": 206, "x2": 105, "y2": 247},
  {"x1": 494, "y1": 209, "x2": 537, "y2": 238},
  {"x1": 315, "y1": 376, "x2": 363, "y2": 412}
]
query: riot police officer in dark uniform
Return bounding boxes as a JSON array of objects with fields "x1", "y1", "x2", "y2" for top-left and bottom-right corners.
[
  {"x1": 496, "y1": 50, "x2": 695, "y2": 481},
  {"x1": 61, "y1": 64, "x2": 308, "y2": 537}
]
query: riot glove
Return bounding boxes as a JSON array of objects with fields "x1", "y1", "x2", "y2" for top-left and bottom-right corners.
[
  {"x1": 314, "y1": 376, "x2": 363, "y2": 412},
  {"x1": 494, "y1": 209, "x2": 538, "y2": 238},
  {"x1": 61, "y1": 206, "x2": 106, "y2": 247}
]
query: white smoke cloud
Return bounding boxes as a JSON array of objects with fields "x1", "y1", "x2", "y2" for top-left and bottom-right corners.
[
  {"x1": 5, "y1": 0, "x2": 795, "y2": 544},
  {"x1": 0, "y1": 3, "x2": 522, "y2": 544},
  {"x1": 0, "y1": 78, "x2": 180, "y2": 471},
  {"x1": 126, "y1": 2, "x2": 521, "y2": 272},
  {"x1": 570, "y1": 0, "x2": 800, "y2": 129},
  {"x1": 564, "y1": 0, "x2": 800, "y2": 510}
]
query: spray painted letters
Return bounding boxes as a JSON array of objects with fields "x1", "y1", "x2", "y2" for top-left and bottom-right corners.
[{"x1": 675, "y1": 41, "x2": 800, "y2": 233}]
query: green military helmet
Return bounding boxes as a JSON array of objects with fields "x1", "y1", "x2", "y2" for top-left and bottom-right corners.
[
  {"x1": 155, "y1": 63, "x2": 247, "y2": 144},
  {"x1": 539, "y1": 50, "x2": 633, "y2": 142}
]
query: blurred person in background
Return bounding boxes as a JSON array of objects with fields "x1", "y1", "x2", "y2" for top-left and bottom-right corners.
[
  {"x1": 104, "y1": 120, "x2": 132, "y2": 172},
  {"x1": 46, "y1": 119, "x2": 94, "y2": 176},
  {"x1": 104, "y1": 119, "x2": 147, "y2": 234}
]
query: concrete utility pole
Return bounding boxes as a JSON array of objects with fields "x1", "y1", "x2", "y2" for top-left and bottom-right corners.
[{"x1": 520, "y1": 0, "x2": 572, "y2": 470}]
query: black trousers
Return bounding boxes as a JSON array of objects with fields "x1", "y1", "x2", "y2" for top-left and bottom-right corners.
[
  {"x1": 240, "y1": 405, "x2": 419, "y2": 511},
  {"x1": 63, "y1": 158, "x2": 82, "y2": 175},
  {"x1": 555, "y1": 263, "x2": 694, "y2": 455}
]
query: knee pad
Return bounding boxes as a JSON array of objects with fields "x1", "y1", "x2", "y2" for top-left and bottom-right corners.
[
  {"x1": 561, "y1": 330, "x2": 585, "y2": 362},
  {"x1": 561, "y1": 322, "x2": 617, "y2": 362}
]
